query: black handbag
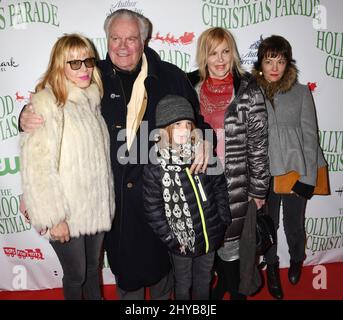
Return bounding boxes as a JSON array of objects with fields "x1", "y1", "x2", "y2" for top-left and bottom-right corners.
[{"x1": 256, "y1": 205, "x2": 276, "y2": 256}]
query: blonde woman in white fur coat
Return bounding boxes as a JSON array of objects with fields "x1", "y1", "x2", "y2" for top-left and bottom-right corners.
[{"x1": 20, "y1": 34, "x2": 115, "y2": 300}]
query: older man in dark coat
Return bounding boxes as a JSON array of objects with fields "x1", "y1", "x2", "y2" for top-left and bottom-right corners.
[{"x1": 99, "y1": 9, "x2": 211, "y2": 299}]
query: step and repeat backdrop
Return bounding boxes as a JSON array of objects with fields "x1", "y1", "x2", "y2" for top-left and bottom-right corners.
[{"x1": 0, "y1": 0, "x2": 342, "y2": 291}]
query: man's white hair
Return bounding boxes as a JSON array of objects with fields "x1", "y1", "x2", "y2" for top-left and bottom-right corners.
[{"x1": 104, "y1": 9, "x2": 149, "y2": 45}]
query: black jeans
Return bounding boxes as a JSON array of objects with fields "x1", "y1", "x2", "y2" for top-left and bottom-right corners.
[
  {"x1": 265, "y1": 179, "x2": 307, "y2": 265},
  {"x1": 171, "y1": 252, "x2": 215, "y2": 300},
  {"x1": 115, "y1": 271, "x2": 173, "y2": 300},
  {"x1": 50, "y1": 232, "x2": 104, "y2": 300}
]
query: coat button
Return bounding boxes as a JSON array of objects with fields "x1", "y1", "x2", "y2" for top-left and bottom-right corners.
[{"x1": 127, "y1": 182, "x2": 133, "y2": 188}]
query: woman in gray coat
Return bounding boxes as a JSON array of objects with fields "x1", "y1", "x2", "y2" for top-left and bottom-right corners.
[{"x1": 253, "y1": 35, "x2": 327, "y2": 300}]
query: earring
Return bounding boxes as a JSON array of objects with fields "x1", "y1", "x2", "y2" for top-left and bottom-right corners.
[{"x1": 259, "y1": 71, "x2": 263, "y2": 76}]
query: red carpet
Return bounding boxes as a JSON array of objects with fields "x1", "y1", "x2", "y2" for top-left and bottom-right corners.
[{"x1": 0, "y1": 262, "x2": 342, "y2": 300}]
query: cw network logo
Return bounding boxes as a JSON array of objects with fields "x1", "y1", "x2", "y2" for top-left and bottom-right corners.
[{"x1": 0, "y1": 156, "x2": 20, "y2": 176}]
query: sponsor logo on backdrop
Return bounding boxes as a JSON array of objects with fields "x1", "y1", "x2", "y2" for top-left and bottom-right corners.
[
  {"x1": 201, "y1": 0, "x2": 320, "y2": 29},
  {"x1": 3, "y1": 246, "x2": 44, "y2": 260},
  {"x1": 0, "y1": 189, "x2": 31, "y2": 234},
  {"x1": 0, "y1": 57, "x2": 19, "y2": 72},
  {"x1": 0, "y1": 93, "x2": 20, "y2": 141},
  {"x1": 240, "y1": 35, "x2": 263, "y2": 67},
  {"x1": 318, "y1": 130, "x2": 343, "y2": 172},
  {"x1": 153, "y1": 31, "x2": 195, "y2": 72},
  {"x1": 108, "y1": 0, "x2": 143, "y2": 15},
  {"x1": 0, "y1": 156, "x2": 20, "y2": 176},
  {"x1": 0, "y1": 1, "x2": 59, "y2": 30},
  {"x1": 316, "y1": 30, "x2": 343, "y2": 80},
  {"x1": 305, "y1": 212, "x2": 343, "y2": 254}
]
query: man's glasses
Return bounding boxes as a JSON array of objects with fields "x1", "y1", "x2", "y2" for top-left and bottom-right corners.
[{"x1": 66, "y1": 57, "x2": 96, "y2": 70}]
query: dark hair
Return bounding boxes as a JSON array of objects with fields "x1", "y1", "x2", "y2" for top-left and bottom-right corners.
[{"x1": 254, "y1": 35, "x2": 295, "y2": 71}]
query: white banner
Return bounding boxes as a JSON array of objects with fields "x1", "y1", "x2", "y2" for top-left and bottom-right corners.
[{"x1": 1, "y1": 0, "x2": 342, "y2": 291}]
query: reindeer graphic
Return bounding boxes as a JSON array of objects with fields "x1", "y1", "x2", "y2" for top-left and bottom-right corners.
[
  {"x1": 15, "y1": 91, "x2": 25, "y2": 102},
  {"x1": 307, "y1": 82, "x2": 317, "y2": 92}
]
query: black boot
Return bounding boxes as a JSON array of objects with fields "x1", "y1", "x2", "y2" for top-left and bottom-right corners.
[
  {"x1": 226, "y1": 260, "x2": 247, "y2": 300},
  {"x1": 211, "y1": 258, "x2": 247, "y2": 300},
  {"x1": 288, "y1": 261, "x2": 303, "y2": 285},
  {"x1": 211, "y1": 256, "x2": 227, "y2": 300},
  {"x1": 266, "y1": 263, "x2": 283, "y2": 300}
]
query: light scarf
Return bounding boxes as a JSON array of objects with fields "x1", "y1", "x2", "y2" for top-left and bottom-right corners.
[
  {"x1": 156, "y1": 141, "x2": 196, "y2": 254},
  {"x1": 126, "y1": 53, "x2": 148, "y2": 150}
]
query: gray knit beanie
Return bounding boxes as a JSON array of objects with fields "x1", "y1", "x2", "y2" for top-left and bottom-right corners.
[{"x1": 155, "y1": 94, "x2": 195, "y2": 128}]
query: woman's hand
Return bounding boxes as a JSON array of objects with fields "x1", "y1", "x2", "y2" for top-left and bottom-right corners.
[
  {"x1": 20, "y1": 104, "x2": 44, "y2": 133},
  {"x1": 249, "y1": 196, "x2": 266, "y2": 209},
  {"x1": 50, "y1": 221, "x2": 70, "y2": 243},
  {"x1": 190, "y1": 139, "x2": 211, "y2": 174},
  {"x1": 19, "y1": 194, "x2": 30, "y2": 223}
]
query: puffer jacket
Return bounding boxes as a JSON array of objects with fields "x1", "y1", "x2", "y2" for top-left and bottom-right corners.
[
  {"x1": 188, "y1": 70, "x2": 270, "y2": 241},
  {"x1": 143, "y1": 155, "x2": 231, "y2": 257}
]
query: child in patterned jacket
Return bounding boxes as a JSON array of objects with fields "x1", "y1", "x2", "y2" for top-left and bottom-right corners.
[{"x1": 143, "y1": 94, "x2": 231, "y2": 300}]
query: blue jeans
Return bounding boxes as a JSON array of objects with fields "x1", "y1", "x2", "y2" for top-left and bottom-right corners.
[
  {"x1": 171, "y1": 251, "x2": 215, "y2": 300},
  {"x1": 50, "y1": 232, "x2": 104, "y2": 300}
]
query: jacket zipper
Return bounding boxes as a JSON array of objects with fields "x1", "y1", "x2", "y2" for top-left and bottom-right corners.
[
  {"x1": 185, "y1": 168, "x2": 209, "y2": 253},
  {"x1": 194, "y1": 175, "x2": 207, "y2": 202}
]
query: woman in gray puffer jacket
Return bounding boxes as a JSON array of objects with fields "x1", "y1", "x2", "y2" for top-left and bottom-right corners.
[{"x1": 188, "y1": 27, "x2": 269, "y2": 299}]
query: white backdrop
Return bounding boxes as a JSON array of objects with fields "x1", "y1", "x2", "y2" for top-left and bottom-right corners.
[{"x1": 0, "y1": 0, "x2": 342, "y2": 291}]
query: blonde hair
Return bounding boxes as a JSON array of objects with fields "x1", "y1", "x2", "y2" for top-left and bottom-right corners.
[
  {"x1": 35, "y1": 33, "x2": 103, "y2": 107},
  {"x1": 158, "y1": 122, "x2": 197, "y2": 150},
  {"x1": 196, "y1": 27, "x2": 244, "y2": 82}
]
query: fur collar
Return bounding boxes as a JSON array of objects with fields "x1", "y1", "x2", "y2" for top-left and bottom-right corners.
[
  {"x1": 252, "y1": 65, "x2": 298, "y2": 103},
  {"x1": 66, "y1": 81, "x2": 101, "y2": 108}
]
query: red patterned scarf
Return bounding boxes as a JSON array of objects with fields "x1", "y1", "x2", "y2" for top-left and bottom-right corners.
[
  {"x1": 200, "y1": 73, "x2": 234, "y2": 117},
  {"x1": 199, "y1": 73, "x2": 234, "y2": 165}
]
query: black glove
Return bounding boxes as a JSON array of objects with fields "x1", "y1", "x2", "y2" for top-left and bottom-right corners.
[{"x1": 292, "y1": 180, "x2": 315, "y2": 199}]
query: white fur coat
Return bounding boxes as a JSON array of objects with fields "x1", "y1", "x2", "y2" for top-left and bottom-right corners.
[{"x1": 21, "y1": 82, "x2": 115, "y2": 238}]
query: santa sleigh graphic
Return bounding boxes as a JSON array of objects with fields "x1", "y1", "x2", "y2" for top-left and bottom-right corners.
[{"x1": 152, "y1": 31, "x2": 195, "y2": 45}]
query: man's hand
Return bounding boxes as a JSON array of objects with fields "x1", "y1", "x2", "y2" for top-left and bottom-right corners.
[
  {"x1": 190, "y1": 139, "x2": 211, "y2": 174},
  {"x1": 50, "y1": 221, "x2": 70, "y2": 243},
  {"x1": 20, "y1": 104, "x2": 44, "y2": 133}
]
